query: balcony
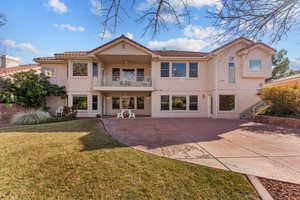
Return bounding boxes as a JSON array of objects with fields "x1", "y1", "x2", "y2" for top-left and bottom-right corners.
[{"x1": 93, "y1": 76, "x2": 154, "y2": 91}]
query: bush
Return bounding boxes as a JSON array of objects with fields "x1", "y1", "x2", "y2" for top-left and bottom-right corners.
[
  {"x1": 11, "y1": 110, "x2": 52, "y2": 125},
  {"x1": 258, "y1": 85, "x2": 300, "y2": 118},
  {"x1": 62, "y1": 106, "x2": 77, "y2": 119}
]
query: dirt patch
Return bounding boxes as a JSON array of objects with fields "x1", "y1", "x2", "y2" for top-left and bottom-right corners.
[{"x1": 259, "y1": 177, "x2": 300, "y2": 200}]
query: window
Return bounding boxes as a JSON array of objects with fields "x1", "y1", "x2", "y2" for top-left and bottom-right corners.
[
  {"x1": 172, "y1": 63, "x2": 186, "y2": 77},
  {"x1": 161, "y1": 62, "x2": 169, "y2": 77},
  {"x1": 92, "y1": 95, "x2": 98, "y2": 110},
  {"x1": 112, "y1": 97, "x2": 120, "y2": 109},
  {"x1": 121, "y1": 97, "x2": 135, "y2": 109},
  {"x1": 228, "y1": 57, "x2": 236, "y2": 83},
  {"x1": 123, "y1": 69, "x2": 135, "y2": 81},
  {"x1": 137, "y1": 96, "x2": 144, "y2": 110},
  {"x1": 92, "y1": 63, "x2": 98, "y2": 77},
  {"x1": 189, "y1": 63, "x2": 198, "y2": 78},
  {"x1": 249, "y1": 60, "x2": 262, "y2": 71},
  {"x1": 73, "y1": 96, "x2": 88, "y2": 110},
  {"x1": 189, "y1": 96, "x2": 198, "y2": 111},
  {"x1": 73, "y1": 63, "x2": 88, "y2": 76},
  {"x1": 42, "y1": 67, "x2": 55, "y2": 77},
  {"x1": 172, "y1": 96, "x2": 186, "y2": 110},
  {"x1": 161, "y1": 95, "x2": 170, "y2": 111},
  {"x1": 112, "y1": 68, "x2": 120, "y2": 81},
  {"x1": 137, "y1": 68, "x2": 145, "y2": 81},
  {"x1": 219, "y1": 95, "x2": 235, "y2": 111}
]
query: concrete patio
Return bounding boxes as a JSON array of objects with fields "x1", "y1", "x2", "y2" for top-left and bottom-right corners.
[{"x1": 102, "y1": 118, "x2": 300, "y2": 184}]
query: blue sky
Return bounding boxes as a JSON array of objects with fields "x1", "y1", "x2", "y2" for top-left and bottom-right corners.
[{"x1": 1, "y1": 0, "x2": 300, "y2": 70}]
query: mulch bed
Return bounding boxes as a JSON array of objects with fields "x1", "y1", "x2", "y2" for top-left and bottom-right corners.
[{"x1": 259, "y1": 177, "x2": 300, "y2": 200}]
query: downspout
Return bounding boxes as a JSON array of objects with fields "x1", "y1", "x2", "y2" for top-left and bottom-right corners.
[{"x1": 215, "y1": 57, "x2": 219, "y2": 119}]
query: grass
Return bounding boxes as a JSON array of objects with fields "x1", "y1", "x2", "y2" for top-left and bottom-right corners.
[{"x1": 0, "y1": 119, "x2": 259, "y2": 200}]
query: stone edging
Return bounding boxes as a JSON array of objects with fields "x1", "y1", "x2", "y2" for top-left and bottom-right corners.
[
  {"x1": 254, "y1": 115, "x2": 300, "y2": 129},
  {"x1": 247, "y1": 175, "x2": 274, "y2": 200}
]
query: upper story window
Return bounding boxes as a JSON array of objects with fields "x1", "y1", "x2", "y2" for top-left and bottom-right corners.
[
  {"x1": 112, "y1": 68, "x2": 120, "y2": 81},
  {"x1": 189, "y1": 63, "x2": 198, "y2": 78},
  {"x1": 160, "y1": 62, "x2": 169, "y2": 77},
  {"x1": 249, "y1": 59, "x2": 262, "y2": 71},
  {"x1": 136, "y1": 68, "x2": 145, "y2": 81},
  {"x1": 92, "y1": 63, "x2": 98, "y2": 77},
  {"x1": 172, "y1": 63, "x2": 186, "y2": 77},
  {"x1": 228, "y1": 57, "x2": 236, "y2": 83},
  {"x1": 42, "y1": 67, "x2": 55, "y2": 77},
  {"x1": 73, "y1": 62, "x2": 88, "y2": 76}
]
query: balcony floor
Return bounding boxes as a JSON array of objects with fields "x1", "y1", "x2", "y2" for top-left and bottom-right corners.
[{"x1": 93, "y1": 86, "x2": 155, "y2": 92}]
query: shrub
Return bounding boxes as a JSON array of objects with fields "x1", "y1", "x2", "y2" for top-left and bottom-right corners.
[
  {"x1": 11, "y1": 110, "x2": 51, "y2": 125},
  {"x1": 62, "y1": 106, "x2": 77, "y2": 119},
  {"x1": 258, "y1": 85, "x2": 300, "y2": 118}
]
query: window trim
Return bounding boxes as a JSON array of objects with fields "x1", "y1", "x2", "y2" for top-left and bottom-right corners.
[
  {"x1": 248, "y1": 59, "x2": 262, "y2": 71},
  {"x1": 72, "y1": 61, "x2": 89, "y2": 77},
  {"x1": 218, "y1": 94, "x2": 236, "y2": 112}
]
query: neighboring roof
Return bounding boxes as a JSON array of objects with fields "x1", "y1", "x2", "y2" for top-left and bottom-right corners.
[
  {"x1": 33, "y1": 35, "x2": 276, "y2": 62},
  {"x1": 153, "y1": 50, "x2": 208, "y2": 57},
  {"x1": 0, "y1": 64, "x2": 41, "y2": 76},
  {"x1": 267, "y1": 74, "x2": 300, "y2": 85}
]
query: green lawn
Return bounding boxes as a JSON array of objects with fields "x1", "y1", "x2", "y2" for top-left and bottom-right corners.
[{"x1": 0, "y1": 119, "x2": 259, "y2": 200}]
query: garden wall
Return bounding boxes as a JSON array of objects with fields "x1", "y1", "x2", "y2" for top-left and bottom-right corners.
[
  {"x1": 254, "y1": 115, "x2": 300, "y2": 129},
  {"x1": 0, "y1": 104, "x2": 25, "y2": 121}
]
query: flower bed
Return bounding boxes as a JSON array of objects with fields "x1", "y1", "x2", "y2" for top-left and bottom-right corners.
[{"x1": 254, "y1": 115, "x2": 300, "y2": 129}]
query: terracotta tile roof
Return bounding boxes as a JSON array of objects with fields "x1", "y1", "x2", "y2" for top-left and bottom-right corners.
[
  {"x1": 0, "y1": 64, "x2": 41, "y2": 76},
  {"x1": 153, "y1": 50, "x2": 208, "y2": 57},
  {"x1": 55, "y1": 51, "x2": 88, "y2": 57},
  {"x1": 33, "y1": 57, "x2": 64, "y2": 63},
  {"x1": 211, "y1": 37, "x2": 254, "y2": 53},
  {"x1": 237, "y1": 42, "x2": 276, "y2": 54}
]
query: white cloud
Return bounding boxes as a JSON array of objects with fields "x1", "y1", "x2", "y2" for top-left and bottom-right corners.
[
  {"x1": 54, "y1": 24, "x2": 85, "y2": 32},
  {"x1": 183, "y1": 25, "x2": 221, "y2": 39},
  {"x1": 48, "y1": 0, "x2": 68, "y2": 13},
  {"x1": 138, "y1": 0, "x2": 221, "y2": 11},
  {"x1": 90, "y1": 0, "x2": 102, "y2": 16},
  {"x1": 2, "y1": 40, "x2": 39, "y2": 54},
  {"x1": 290, "y1": 59, "x2": 300, "y2": 70},
  {"x1": 125, "y1": 32, "x2": 134, "y2": 39},
  {"x1": 98, "y1": 31, "x2": 112, "y2": 39},
  {"x1": 137, "y1": 0, "x2": 220, "y2": 24},
  {"x1": 148, "y1": 38, "x2": 209, "y2": 51}
]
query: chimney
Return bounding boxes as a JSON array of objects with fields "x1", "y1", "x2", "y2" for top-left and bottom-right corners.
[{"x1": 0, "y1": 55, "x2": 21, "y2": 68}]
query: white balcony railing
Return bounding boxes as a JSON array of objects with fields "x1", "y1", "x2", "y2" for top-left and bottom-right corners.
[{"x1": 93, "y1": 76, "x2": 152, "y2": 87}]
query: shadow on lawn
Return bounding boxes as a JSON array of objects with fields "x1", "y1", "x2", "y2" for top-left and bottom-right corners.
[{"x1": 102, "y1": 117, "x2": 300, "y2": 150}]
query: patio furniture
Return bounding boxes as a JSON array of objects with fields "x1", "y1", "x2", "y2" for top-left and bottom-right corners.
[
  {"x1": 56, "y1": 106, "x2": 64, "y2": 117},
  {"x1": 128, "y1": 109, "x2": 136, "y2": 119},
  {"x1": 117, "y1": 109, "x2": 125, "y2": 118}
]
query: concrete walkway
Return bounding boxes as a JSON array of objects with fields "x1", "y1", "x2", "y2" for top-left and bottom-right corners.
[{"x1": 102, "y1": 118, "x2": 300, "y2": 184}]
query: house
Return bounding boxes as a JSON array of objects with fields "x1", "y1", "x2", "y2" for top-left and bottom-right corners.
[
  {"x1": 0, "y1": 64, "x2": 41, "y2": 78},
  {"x1": 33, "y1": 35, "x2": 275, "y2": 119},
  {"x1": 0, "y1": 55, "x2": 21, "y2": 68},
  {"x1": 266, "y1": 74, "x2": 300, "y2": 87}
]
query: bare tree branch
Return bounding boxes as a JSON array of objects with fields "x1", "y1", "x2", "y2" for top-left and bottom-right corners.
[{"x1": 209, "y1": 0, "x2": 300, "y2": 43}]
